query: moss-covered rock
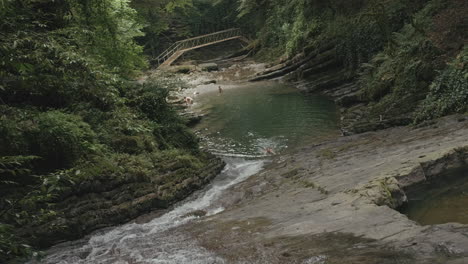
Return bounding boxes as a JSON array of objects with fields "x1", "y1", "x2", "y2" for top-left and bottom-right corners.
[
  {"x1": 199, "y1": 63, "x2": 219, "y2": 72},
  {"x1": 18, "y1": 151, "x2": 224, "y2": 248},
  {"x1": 0, "y1": 76, "x2": 223, "y2": 261}
]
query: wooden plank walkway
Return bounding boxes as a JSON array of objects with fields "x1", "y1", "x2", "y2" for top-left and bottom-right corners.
[{"x1": 153, "y1": 28, "x2": 249, "y2": 68}]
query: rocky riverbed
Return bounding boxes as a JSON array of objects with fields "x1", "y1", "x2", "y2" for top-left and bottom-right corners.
[
  {"x1": 150, "y1": 57, "x2": 468, "y2": 263},
  {"x1": 180, "y1": 114, "x2": 468, "y2": 263},
  {"x1": 35, "y1": 55, "x2": 468, "y2": 263}
]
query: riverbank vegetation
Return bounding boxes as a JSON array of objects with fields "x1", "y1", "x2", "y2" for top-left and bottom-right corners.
[
  {"x1": 1, "y1": 0, "x2": 466, "y2": 262},
  {"x1": 0, "y1": 1, "x2": 224, "y2": 262},
  {"x1": 234, "y1": 0, "x2": 467, "y2": 123},
  {"x1": 130, "y1": 0, "x2": 238, "y2": 58}
]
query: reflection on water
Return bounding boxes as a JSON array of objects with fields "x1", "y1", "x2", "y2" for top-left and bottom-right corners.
[
  {"x1": 401, "y1": 166, "x2": 468, "y2": 225},
  {"x1": 193, "y1": 82, "x2": 339, "y2": 157},
  {"x1": 35, "y1": 81, "x2": 339, "y2": 263}
]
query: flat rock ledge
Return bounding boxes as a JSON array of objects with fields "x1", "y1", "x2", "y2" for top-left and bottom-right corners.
[{"x1": 186, "y1": 115, "x2": 468, "y2": 264}]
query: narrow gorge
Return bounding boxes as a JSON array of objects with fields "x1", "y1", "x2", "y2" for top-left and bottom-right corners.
[{"x1": 1, "y1": 0, "x2": 467, "y2": 263}]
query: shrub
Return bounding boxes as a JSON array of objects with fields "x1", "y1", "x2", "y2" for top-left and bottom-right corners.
[
  {"x1": 0, "y1": 107, "x2": 32, "y2": 156},
  {"x1": 29, "y1": 111, "x2": 98, "y2": 170},
  {"x1": 414, "y1": 47, "x2": 468, "y2": 122},
  {"x1": 356, "y1": 0, "x2": 447, "y2": 118},
  {"x1": 0, "y1": 1, "x2": 209, "y2": 261},
  {"x1": 122, "y1": 77, "x2": 183, "y2": 123},
  {"x1": 0, "y1": 167, "x2": 75, "y2": 263},
  {"x1": 334, "y1": 18, "x2": 387, "y2": 72},
  {"x1": 0, "y1": 223, "x2": 36, "y2": 263},
  {"x1": 0, "y1": 155, "x2": 39, "y2": 188},
  {"x1": 131, "y1": 85, "x2": 174, "y2": 123},
  {"x1": 153, "y1": 123, "x2": 199, "y2": 151}
]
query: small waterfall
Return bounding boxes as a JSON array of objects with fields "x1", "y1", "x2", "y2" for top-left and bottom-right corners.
[
  {"x1": 35, "y1": 81, "x2": 338, "y2": 263},
  {"x1": 36, "y1": 158, "x2": 265, "y2": 264}
]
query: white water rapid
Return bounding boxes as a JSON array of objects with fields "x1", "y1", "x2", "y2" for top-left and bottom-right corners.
[{"x1": 35, "y1": 157, "x2": 265, "y2": 264}]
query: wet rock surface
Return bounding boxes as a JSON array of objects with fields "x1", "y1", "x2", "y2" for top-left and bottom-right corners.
[
  {"x1": 25, "y1": 152, "x2": 225, "y2": 248},
  {"x1": 184, "y1": 115, "x2": 468, "y2": 263}
]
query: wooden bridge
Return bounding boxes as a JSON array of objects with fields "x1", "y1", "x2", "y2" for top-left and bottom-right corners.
[{"x1": 153, "y1": 28, "x2": 249, "y2": 68}]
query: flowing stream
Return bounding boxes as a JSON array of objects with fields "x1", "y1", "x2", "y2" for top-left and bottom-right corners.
[{"x1": 36, "y1": 81, "x2": 338, "y2": 263}]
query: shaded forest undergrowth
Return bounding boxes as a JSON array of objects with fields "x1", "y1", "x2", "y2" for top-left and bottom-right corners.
[
  {"x1": 1, "y1": 0, "x2": 467, "y2": 262},
  {"x1": 243, "y1": 0, "x2": 467, "y2": 131},
  {"x1": 0, "y1": 1, "x2": 224, "y2": 262}
]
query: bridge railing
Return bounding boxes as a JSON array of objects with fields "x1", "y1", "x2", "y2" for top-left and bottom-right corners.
[{"x1": 152, "y1": 28, "x2": 242, "y2": 66}]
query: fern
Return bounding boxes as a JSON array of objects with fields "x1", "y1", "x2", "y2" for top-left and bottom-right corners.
[
  {"x1": 415, "y1": 46, "x2": 468, "y2": 122},
  {"x1": 0, "y1": 223, "x2": 37, "y2": 263},
  {"x1": 0, "y1": 156, "x2": 39, "y2": 185}
]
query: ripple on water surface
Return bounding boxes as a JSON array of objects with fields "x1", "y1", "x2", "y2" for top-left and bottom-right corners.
[
  {"x1": 35, "y1": 82, "x2": 339, "y2": 263},
  {"x1": 193, "y1": 81, "x2": 339, "y2": 157}
]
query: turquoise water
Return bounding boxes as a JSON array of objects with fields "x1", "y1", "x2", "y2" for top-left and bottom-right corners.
[{"x1": 193, "y1": 82, "x2": 339, "y2": 157}]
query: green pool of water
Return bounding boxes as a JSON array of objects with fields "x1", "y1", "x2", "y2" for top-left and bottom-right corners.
[
  {"x1": 400, "y1": 166, "x2": 468, "y2": 225},
  {"x1": 193, "y1": 81, "x2": 339, "y2": 157}
]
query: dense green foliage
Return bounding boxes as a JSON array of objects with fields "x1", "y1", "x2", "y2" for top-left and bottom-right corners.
[
  {"x1": 415, "y1": 47, "x2": 468, "y2": 121},
  {"x1": 0, "y1": 0, "x2": 466, "y2": 261},
  {"x1": 128, "y1": 0, "x2": 467, "y2": 122},
  {"x1": 237, "y1": 0, "x2": 413, "y2": 62},
  {"x1": 235, "y1": 0, "x2": 467, "y2": 121},
  {"x1": 358, "y1": 2, "x2": 443, "y2": 117},
  {"x1": 131, "y1": 0, "x2": 238, "y2": 59},
  {"x1": 0, "y1": 0, "x2": 205, "y2": 262},
  {"x1": 356, "y1": 0, "x2": 467, "y2": 120}
]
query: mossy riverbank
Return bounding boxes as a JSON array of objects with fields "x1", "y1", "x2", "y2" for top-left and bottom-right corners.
[
  {"x1": 0, "y1": 1, "x2": 225, "y2": 262},
  {"x1": 246, "y1": 0, "x2": 467, "y2": 134},
  {"x1": 0, "y1": 75, "x2": 226, "y2": 262}
]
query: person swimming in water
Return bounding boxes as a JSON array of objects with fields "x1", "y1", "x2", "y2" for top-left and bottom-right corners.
[
  {"x1": 218, "y1": 86, "x2": 223, "y2": 94},
  {"x1": 265, "y1": 147, "x2": 275, "y2": 155}
]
